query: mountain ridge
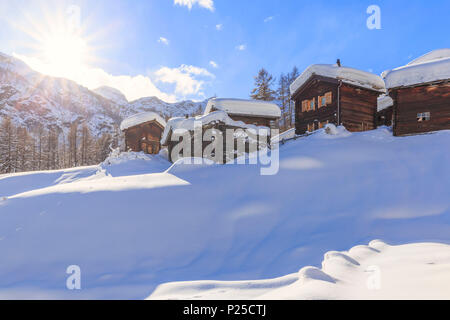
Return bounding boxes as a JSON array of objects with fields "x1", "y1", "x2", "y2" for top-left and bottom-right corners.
[{"x1": 0, "y1": 52, "x2": 208, "y2": 137}]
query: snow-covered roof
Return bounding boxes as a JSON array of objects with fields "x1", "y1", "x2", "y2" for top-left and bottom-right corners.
[
  {"x1": 290, "y1": 64, "x2": 386, "y2": 96},
  {"x1": 204, "y1": 98, "x2": 281, "y2": 119},
  {"x1": 383, "y1": 49, "x2": 450, "y2": 90},
  {"x1": 120, "y1": 112, "x2": 167, "y2": 131},
  {"x1": 377, "y1": 94, "x2": 394, "y2": 112},
  {"x1": 161, "y1": 111, "x2": 269, "y2": 146}
]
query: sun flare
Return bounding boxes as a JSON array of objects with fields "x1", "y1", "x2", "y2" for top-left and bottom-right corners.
[{"x1": 41, "y1": 32, "x2": 88, "y2": 74}]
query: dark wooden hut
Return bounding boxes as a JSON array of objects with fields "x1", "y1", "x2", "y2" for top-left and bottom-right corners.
[
  {"x1": 120, "y1": 112, "x2": 166, "y2": 154},
  {"x1": 290, "y1": 63, "x2": 386, "y2": 134},
  {"x1": 383, "y1": 49, "x2": 450, "y2": 136}
]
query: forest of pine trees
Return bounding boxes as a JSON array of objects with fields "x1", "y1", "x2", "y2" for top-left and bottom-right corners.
[
  {"x1": 250, "y1": 66, "x2": 300, "y2": 131},
  {"x1": 0, "y1": 117, "x2": 119, "y2": 174}
]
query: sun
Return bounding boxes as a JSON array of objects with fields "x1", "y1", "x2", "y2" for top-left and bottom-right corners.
[
  {"x1": 40, "y1": 31, "x2": 89, "y2": 76},
  {"x1": 10, "y1": 4, "x2": 99, "y2": 81}
]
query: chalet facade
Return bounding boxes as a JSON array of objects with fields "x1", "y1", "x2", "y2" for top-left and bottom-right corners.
[
  {"x1": 204, "y1": 98, "x2": 281, "y2": 129},
  {"x1": 290, "y1": 64, "x2": 386, "y2": 134},
  {"x1": 383, "y1": 49, "x2": 450, "y2": 136},
  {"x1": 120, "y1": 112, "x2": 166, "y2": 154}
]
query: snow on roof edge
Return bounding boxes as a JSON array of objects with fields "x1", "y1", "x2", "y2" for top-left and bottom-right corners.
[
  {"x1": 290, "y1": 64, "x2": 386, "y2": 96},
  {"x1": 205, "y1": 98, "x2": 281, "y2": 118},
  {"x1": 383, "y1": 51, "x2": 450, "y2": 90},
  {"x1": 120, "y1": 112, "x2": 167, "y2": 131}
]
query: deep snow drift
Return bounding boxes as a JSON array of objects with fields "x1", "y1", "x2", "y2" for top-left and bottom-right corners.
[
  {"x1": 149, "y1": 240, "x2": 450, "y2": 300},
  {"x1": 0, "y1": 127, "x2": 449, "y2": 299}
]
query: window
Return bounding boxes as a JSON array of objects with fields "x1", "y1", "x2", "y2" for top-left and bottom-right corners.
[
  {"x1": 417, "y1": 112, "x2": 431, "y2": 122},
  {"x1": 318, "y1": 92, "x2": 332, "y2": 108},
  {"x1": 310, "y1": 100, "x2": 315, "y2": 111},
  {"x1": 325, "y1": 92, "x2": 332, "y2": 104},
  {"x1": 302, "y1": 100, "x2": 308, "y2": 112}
]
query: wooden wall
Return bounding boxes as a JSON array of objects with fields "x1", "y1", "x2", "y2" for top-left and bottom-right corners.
[
  {"x1": 125, "y1": 121, "x2": 164, "y2": 154},
  {"x1": 392, "y1": 82, "x2": 450, "y2": 136},
  {"x1": 209, "y1": 107, "x2": 276, "y2": 127},
  {"x1": 293, "y1": 77, "x2": 380, "y2": 134},
  {"x1": 339, "y1": 84, "x2": 378, "y2": 132},
  {"x1": 293, "y1": 78, "x2": 338, "y2": 135},
  {"x1": 229, "y1": 115, "x2": 273, "y2": 127}
]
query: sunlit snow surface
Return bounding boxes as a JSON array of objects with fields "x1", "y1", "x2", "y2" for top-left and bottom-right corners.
[{"x1": 0, "y1": 127, "x2": 449, "y2": 299}]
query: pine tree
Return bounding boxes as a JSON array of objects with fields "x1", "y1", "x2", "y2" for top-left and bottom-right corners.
[
  {"x1": 277, "y1": 73, "x2": 291, "y2": 131},
  {"x1": 68, "y1": 123, "x2": 78, "y2": 167},
  {"x1": 0, "y1": 117, "x2": 18, "y2": 173},
  {"x1": 287, "y1": 66, "x2": 300, "y2": 128},
  {"x1": 250, "y1": 68, "x2": 276, "y2": 101},
  {"x1": 80, "y1": 123, "x2": 93, "y2": 166}
]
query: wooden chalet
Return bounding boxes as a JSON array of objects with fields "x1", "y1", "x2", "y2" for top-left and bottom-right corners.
[
  {"x1": 290, "y1": 62, "x2": 386, "y2": 134},
  {"x1": 383, "y1": 49, "x2": 450, "y2": 136},
  {"x1": 120, "y1": 112, "x2": 166, "y2": 154},
  {"x1": 160, "y1": 110, "x2": 271, "y2": 164},
  {"x1": 204, "y1": 98, "x2": 281, "y2": 128}
]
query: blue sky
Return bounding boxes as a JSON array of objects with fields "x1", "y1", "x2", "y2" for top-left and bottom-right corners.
[{"x1": 0, "y1": 0, "x2": 449, "y2": 102}]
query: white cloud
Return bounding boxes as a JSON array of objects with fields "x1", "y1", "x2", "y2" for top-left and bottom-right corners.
[
  {"x1": 13, "y1": 53, "x2": 217, "y2": 103},
  {"x1": 264, "y1": 16, "x2": 274, "y2": 23},
  {"x1": 216, "y1": 24, "x2": 223, "y2": 31},
  {"x1": 158, "y1": 37, "x2": 169, "y2": 45},
  {"x1": 154, "y1": 64, "x2": 215, "y2": 98},
  {"x1": 236, "y1": 44, "x2": 246, "y2": 51},
  {"x1": 209, "y1": 61, "x2": 219, "y2": 68},
  {"x1": 174, "y1": 0, "x2": 214, "y2": 11}
]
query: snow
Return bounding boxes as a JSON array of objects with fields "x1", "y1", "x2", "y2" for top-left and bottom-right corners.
[
  {"x1": 377, "y1": 94, "x2": 393, "y2": 112},
  {"x1": 160, "y1": 110, "x2": 269, "y2": 146},
  {"x1": 383, "y1": 49, "x2": 450, "y2": 89},
  {"x1": 204, "y1": 98, "x2": 281, "y2": 118},
  {"x1": 290, "y1": 64, "x2": 386, "y2": 95},
  {"x1": 0, "y1": 127, "x2": 449, "y2": 299},
  {"x1": 120, "y1": 112, "x2": 167, "y2": 131},
  {"x1": 407, "y1": 49, "x2": 450, "y2": 66},
  {"x1": 94, "y1": 86, "x2": 128, "y2": 105},
  {"x1": 149, "y1": 240, "x2": 450, "y2": 300},
  {"x1": 271, "y1": 128, "x2": 296, "y2": 143}
]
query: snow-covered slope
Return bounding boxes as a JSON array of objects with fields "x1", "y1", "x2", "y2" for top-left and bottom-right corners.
[
  {"x1": 126, "y1": 96, "x2": 207, "y2": 120},
  {"x1": 0, "y1": 52, "x2": 207, "y2": 137},
  {"x1": 0, "y1": 127, "x2": 449, "y2": 299},
  {"x1": 149, "y1": 240, "x2": 450, "y2": 300},
  {"x1": 93, "y1": 86, "x2": 129, "y2": 106}
]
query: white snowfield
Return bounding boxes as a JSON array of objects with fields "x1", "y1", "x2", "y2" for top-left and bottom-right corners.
[
  {"x1": 289, "y1": 64, "x2": 386, "y2": 95},
  {"x1": 383, "y1": 49, "x2": 450, "y2": 89},
  {"x1": 204, "y1": 98, "x2": 281, "y2": 118},
  {"x1": 0, "y1": 127, "x2": 449, "y2": 299},
  {"x1": 149, "y1": 240, "x2": 450, "y2": 300},
  {"x1": 120, "y1": 112, "x2": 167, "y2": 131}
]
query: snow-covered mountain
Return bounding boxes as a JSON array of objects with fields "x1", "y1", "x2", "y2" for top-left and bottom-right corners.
[
  {"x1": 0, "y1": 52, "x2": 207, "y2": 136},
  {"x1": 93, "y1": 86, "x2": 129, "y2": 106}
]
